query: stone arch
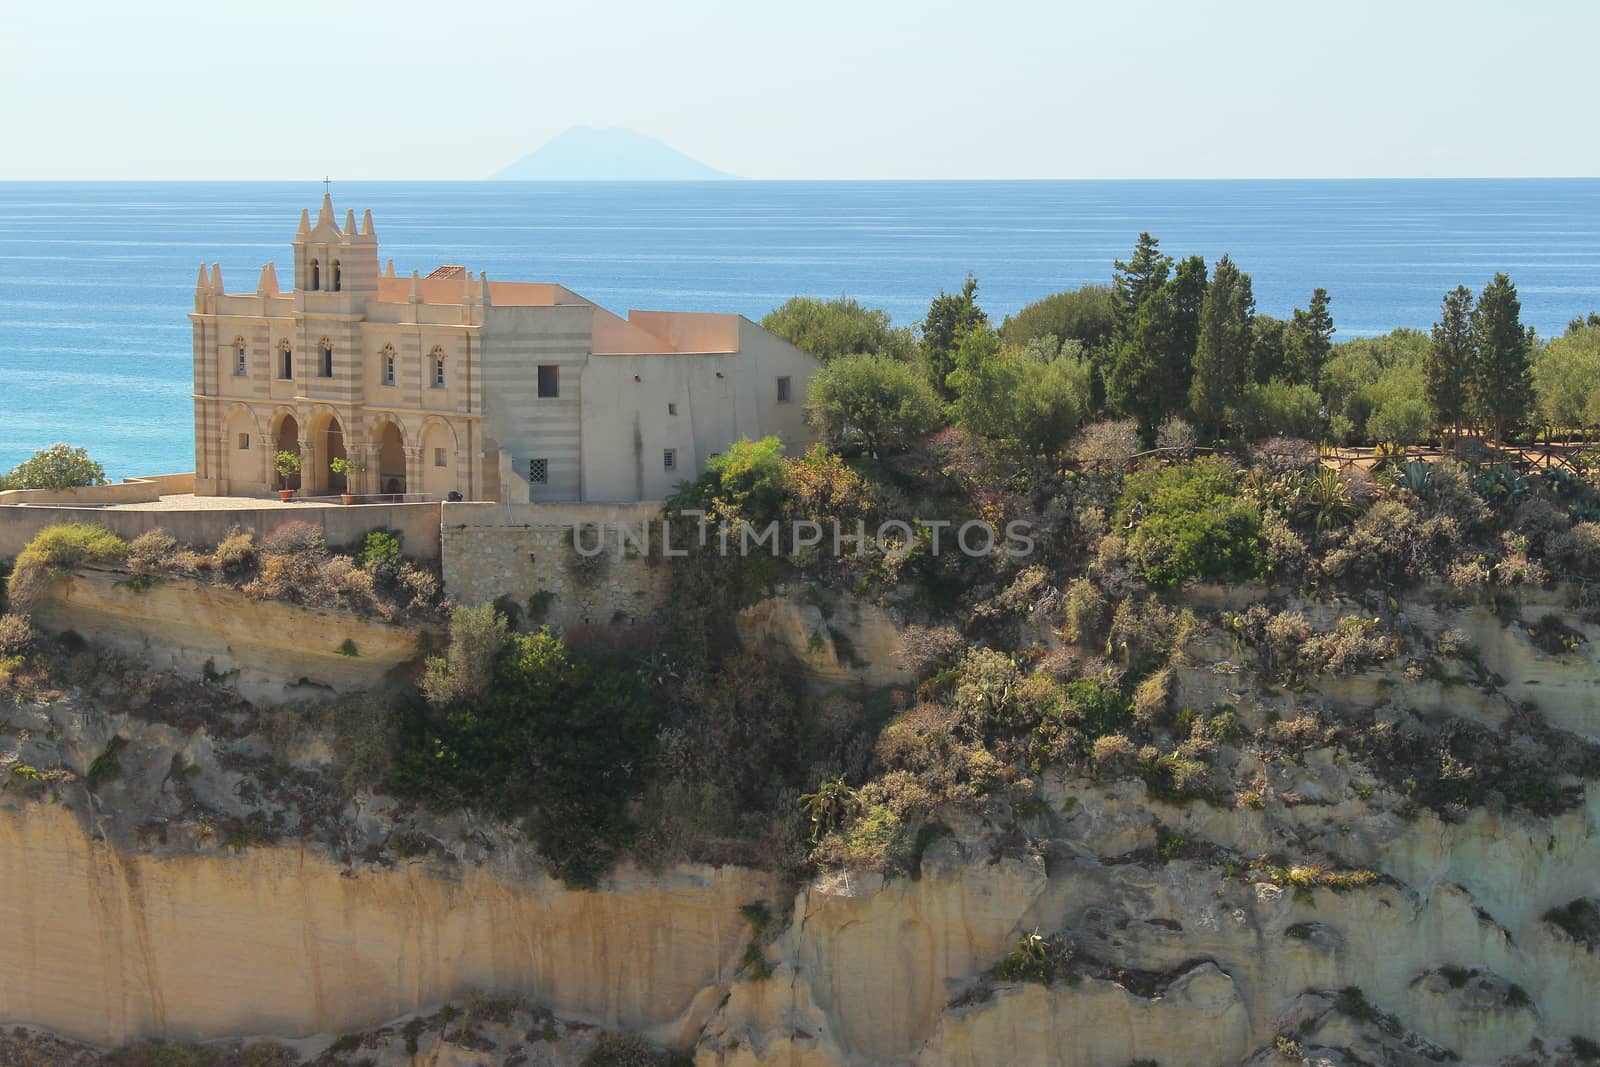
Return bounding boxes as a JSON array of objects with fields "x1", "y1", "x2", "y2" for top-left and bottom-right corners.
[
  {"x1": 222, "y1": 404, "x2": 261, "y2": 493},
  {"x1": 270, "y1": 410, "x2": 301, "y2": 490},
  {"x1": 331, "y1": 260, "x2": 341, "y2": 292},
  {"x1": 309, "y1": 258, "x2": 320, "y2": 291},
  {"x1": 419, "y1": 418, "x2": 457, "y2": 499},
  {"x1": 306, "y1": 407, "x2": 347, "y2": 494},
  {"x1": 370, "y1": 416, "x2": 407, "y2": 496}
]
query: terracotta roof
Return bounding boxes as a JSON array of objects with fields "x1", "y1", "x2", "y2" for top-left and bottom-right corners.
[{"x1": 426, "y1": 265, "x2": 468, "y2": 280}]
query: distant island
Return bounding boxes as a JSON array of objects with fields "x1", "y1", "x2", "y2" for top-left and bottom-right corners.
[{"x1": 491, "y1": 126, "x2": 738, "y2": 181}]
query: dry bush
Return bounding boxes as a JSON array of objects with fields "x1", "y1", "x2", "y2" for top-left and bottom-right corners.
[
  {"x1": 1072, "y1": 419, "x2": 1140, "y2": 471},
  {"x1": 1300, "y1": 616, "x2": 1399, "y2": 674},
  {"x1": 1091, "y1": 732, "x2": 1140, "y2": 777},
  {"x1": 1420, "y1": 460, "x2": 1491, "y2": 532},
  {"x1": 1548, "y1": 522, "x2": 1600, "y2": 580},
  {"x1": 875, "y1": 702, "x2": 1003, "y2": 805},
  {"x1": 397, "y1": 562, "x2": 444, "y2": 615},
  {"x1": 1130, "y1": 667, "x2": 1172, "y2": 726},
  {"x1": 1155, "y1": 416, "x2": 1197, "y2": 453},
  {"x1": 1107, "y1": 597, "x2": 1194, "y2": 672},
  {"x1": 261, "y1": 521, "x2": 327, "y2": 556},
  {"x1": 0, "y1": 613, "x2": 33, "y2": 656},
  {"x1": 1252, "y1": 436, "x2": 1318, "y2": 475},
  {"x1": 898, "y1": 625, "x2": 966, "y2": 677},
  {"x1": 125, "y1": 529, "x2": 178, "y2": 574},
  {"x1": 213, "y1": 528, "x2": 257, "y2": 575},
  {"x1": 1061, "y1": 578, "x2": 1107, "y2": 645},
  {"x1": 1261, "y1": 515, "x2": 1310, "y2": 584},
  {"x1": 421, "y1": 603, "x2": 508, "y2": 706}
]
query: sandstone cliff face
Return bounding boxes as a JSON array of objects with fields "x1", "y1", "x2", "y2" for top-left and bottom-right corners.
[
  {"x1": 2, "y1": 590, "x2": 1598, "y2": 1067},
  {"x1": 30, "y1": 568, "x2": 425, "y2": 702}
]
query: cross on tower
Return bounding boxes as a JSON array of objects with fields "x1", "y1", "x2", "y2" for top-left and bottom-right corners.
[{"x1": 323, "y1": 176, "x2": 331, "y2": 195}]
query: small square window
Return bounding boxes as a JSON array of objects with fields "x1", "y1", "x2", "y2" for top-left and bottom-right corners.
[
  {"x1": 237, "y1": 433, "x2": 251, "y2": 451},
  {"x1": 434, "y1": 447, "x2": 448, "y2": 468},
  {"x1": 667, "y1": 402, "x2": 677, "y2": 416},
  {"x1": 537, "y1": 364, "x2": 559, "y2": 398},
  {"x1": 528, "y1": 458, "x2": 549, "y2": 485},
  {"x1": 776, "y1": 376, "x2": 792, "y2": 403},
  {"x1": 663, "y1": 448, "x2": 676, "y2": 470}
]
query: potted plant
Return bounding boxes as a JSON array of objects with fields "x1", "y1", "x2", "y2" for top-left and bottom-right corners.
[
  {"x1": 329, "y1": 456, "x2": 365, "y2": 505},
  {"x1": 274, "y1": 450, "x2": 301, "y2": 502}
]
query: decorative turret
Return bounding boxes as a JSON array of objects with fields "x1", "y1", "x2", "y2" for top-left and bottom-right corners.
[
  {"x1": 409, "y1": 269, "x2": 421, "y2": 303},
  {"x1": 194, "y1": 263, "x2": 210, "y2": 312},
  {"x1": 210, "y1": 262, "x2": 224, "y2": 294},
  {"x1": 385, "y1": 259, "x2": 396, "y2": 278},
  {"x1": 343, "y1": 208, "x2": 357, "y2": 235},
  {"x1": 480, "y1": 271, "x2": 492, "y2": 308},
  {"x1": 361, "y1": 209, "x2": 375, "y2": 238},
  {"x1": 316, "y1": 192, "x2": 336, "y2": 231},
  {"x1": 257, "y1": 262, "x2": 280, "y2": 297}
]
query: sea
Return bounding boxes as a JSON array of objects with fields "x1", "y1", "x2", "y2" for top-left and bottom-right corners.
[{"x1": 2, "y1": 179, "x2": 1598, "y2": 479}]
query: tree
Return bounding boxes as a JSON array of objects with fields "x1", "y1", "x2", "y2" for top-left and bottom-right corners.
[
  {"x1": 1102, "y1": 236, "x2": 1204, "y2": 433},
  {"x1": 921, "y1": 274, "x2": 988, "y2": 399},
  {"x1": 806, "y1": 353, "x2": 943, "y2": 458},
  {"x1": 1251, "y1": 315, "x2": 1290, "y2": 384},
  {"x1": 1189, "y1": 254, "x2": 1255, "y2": 435},
  {"x1": 2, "y1": 443, "x2": 108, "y2": 491},
  {"x1": 946, "y1": 331, "x2": 1091, "y2": 455},
  {"x1": 1234, "y1": 379, "x2": 1325, "y2": 440},
  {"x1": 761, "y1": 295, "x2": 916, "y2": 363},
  {"x1": 1426, "y1": 285, "x2": 1475, "y2": 445},
  {"x1": 1286, "y1": 288, "x2": 1335, "y2": 385},
  {"x1": 1470, "y1": 273, "x2": 1535, "y2": 443},
  {"x1": 1000, "y1": 285, "x2": 1116, "y2": 352},
  {"x1": 946, "y1": 328, "x2": 1019, "y2": 440},
  {"x1": 1533, "y1": 323, "x2": 1600, "y2": 430},
  {"x1": 1011, "y1": 356, "x2": 1092, "y2": 455}
]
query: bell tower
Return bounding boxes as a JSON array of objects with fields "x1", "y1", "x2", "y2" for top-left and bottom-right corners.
[{"x1": 290, "y1": 184, "x2": 380, "y2": 295}]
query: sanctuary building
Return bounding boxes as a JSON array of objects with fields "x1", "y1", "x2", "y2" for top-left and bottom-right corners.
[{"x1": 191, "y1": 195, "x2": 818, "y2": 502}]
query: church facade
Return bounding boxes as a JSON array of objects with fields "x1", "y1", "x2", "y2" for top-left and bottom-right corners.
[{"x1": 190, "y1": 195, "x2": 819, "y2": 502}]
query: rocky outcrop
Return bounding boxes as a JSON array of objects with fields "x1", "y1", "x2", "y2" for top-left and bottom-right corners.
[{"x1": 29, "y1": 567, "x2": 425, "y2": 702}]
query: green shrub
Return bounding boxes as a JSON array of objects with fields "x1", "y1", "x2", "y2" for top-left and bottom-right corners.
[
  {"x1": 2, "y1": 443, "x2": 107, "y2": 490},
  {"x1": 1115, "y1": 458, "x2": 1264, "y2": 588},
  {"x1": 358, "y1": 528, "x2": 403, "y2": 575},
  {"x1": 392, "y1": 627, "x2": 656, "y2": 888},
  {"x1": 1061, "y1": 578, "x2": 1106, "y2": 645},
  {"x1": 421, "y1": 604, "x2": 508, "y2": 706},
  {"x1": 7, "y1": 523, "x2": 128, "y2": 609},
  {"x1": 0, "y1": 613, "x2": 33, "y2": 656}
]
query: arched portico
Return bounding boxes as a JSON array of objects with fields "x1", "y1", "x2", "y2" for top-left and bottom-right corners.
[
  {"x1": 307, "y1": 409, "x2": 348, "y2": 494},
  {"x1": 419, "y1": 418, "x2": 458, "y2": 499},
  {"x1": 271, "y1": 412, "x2": 301, "y2": 491},
  {"x1": 372, "y1": 418, "x2": 407, "y2": 496}
]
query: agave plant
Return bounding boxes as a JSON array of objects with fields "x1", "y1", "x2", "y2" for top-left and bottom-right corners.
[
  {"x1": 799, "y1": 775, "x2": 859, "y2": 843},
  {"x1": 1400, "y1": 458, "x2": 1433, "y2": 495},
  {"x1": 1292, "y1": 467, "x2": 1359, "y2": 534}
]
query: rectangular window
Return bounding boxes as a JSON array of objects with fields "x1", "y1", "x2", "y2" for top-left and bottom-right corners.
[
  {"x1": 384, "y1": 355, "x2": 396, "y2": 386},
  {"x1": 280, "y1": 350, "x2": 292, "y2": 380},
  {"x1": 537, "y1": 364, "x2": 559, "y2": 398},
  {"x1": 663, "y1": 448, "x2": 676, "y2": 470},
  {"x1": 667, "y1": 402, "x2": 677, "y2": 416},
  {"x1": 235, "y1": 347, "x2": 247, "y2": 377},
  {"x1": 434, "y1": 447, "x2": 447, "y2": 468},
  {"x1": 528, "y1": 458, "x2": 548, "y2": 485},
  {"x1": 776, "y1": 376, "x2": 792, "y2": 403},
  {"x1": 319, "y1": 347, "x2": 333, "y2": 379},
  {"x1": 237, "y1": 433, "x2": 251, "y2": 451}
]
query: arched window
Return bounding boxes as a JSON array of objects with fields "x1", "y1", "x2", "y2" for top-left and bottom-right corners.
[
  {"x1": 430, "y1": 346, "x2": 446, "y2": 389},
  {"x1": 331, "y1": 260, "x2": 341, "y2": 292},
  {"x1": 382, "y1": 344, "x2": 396, "y2": 386},
  {"x1": 233, "y1": 337, "x2": 247, "y2": 377},
  {"x1": 318, "y1": 338, "x2": 333, "y2": 378},
  {"x1": 309, "y1": 258, "x2": 320, "y2": 291},
  {"x1": 279, "y1": 341, "x2": 293, "y2": 380}
]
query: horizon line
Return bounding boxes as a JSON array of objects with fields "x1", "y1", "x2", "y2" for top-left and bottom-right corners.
[{"x1": 4, "y1": 174, "x2": 1600, "y2": 185}]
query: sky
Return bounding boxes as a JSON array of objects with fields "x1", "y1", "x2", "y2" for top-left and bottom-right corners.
[{"x1": 1, "y1": 0, "x2": 1596, "y2": 181}]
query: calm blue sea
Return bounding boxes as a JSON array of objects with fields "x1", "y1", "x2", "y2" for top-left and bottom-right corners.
[{"x1": 2, "y1": 179, "x2": 1598, "y2": 479}]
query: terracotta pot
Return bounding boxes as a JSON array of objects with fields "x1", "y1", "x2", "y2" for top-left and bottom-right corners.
[
  {"x1": 279, "y1": 489, "x2": 294, "y2": 502},
  {"x1": 340, "y1": 493, "x2": 355, "y2": 506}
]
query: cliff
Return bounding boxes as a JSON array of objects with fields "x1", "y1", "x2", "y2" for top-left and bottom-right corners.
[{"x1": 2, "y1": 583, "x2": 1597, "y2": 1066}]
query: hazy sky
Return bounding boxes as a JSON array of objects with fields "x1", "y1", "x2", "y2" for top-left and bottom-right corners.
[{"x1": 2, "y1": 0, "x2": 1595, "y2": 180}]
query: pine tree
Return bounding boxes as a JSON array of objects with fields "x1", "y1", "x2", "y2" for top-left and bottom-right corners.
[
  {"x1": 1188, "y1": 253, "x2": 1255, "y2": 436},
  {"x1": 1287, "y1": 288, "x2": 1335, "y2": 385},
  {"x1": 921, "y1": 274, "x2": 988, "y2": 399},
  {"x1": 1103, "y1": 236, "x2": 1205, "y2": 433},
  {"x1": 1426, "y1": 285, "x2": 1475, "y2": 446},
  {"x1": 1470, "y1": 273, "x2": 1535, "y2": 444}
]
